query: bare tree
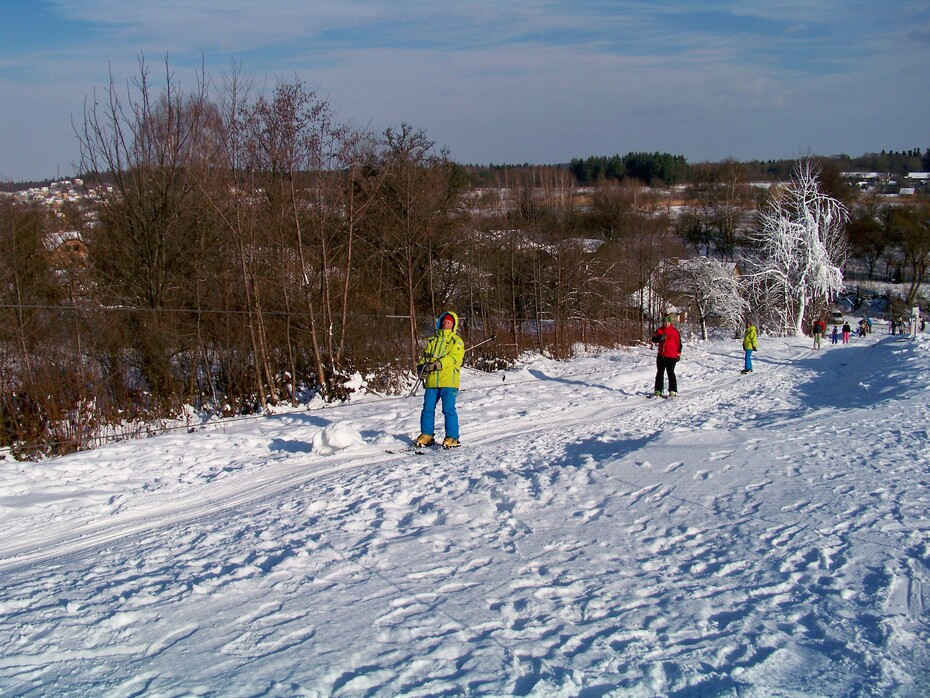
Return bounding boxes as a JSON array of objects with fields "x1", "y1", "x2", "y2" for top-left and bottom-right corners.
[
  {"x1": 376, "y1": 124, "x2": 464, "y2": 362},
  {"x1": 887, "y1": 203, "x2": 930, "y2": 306},
  {"x1": 682, "y1": 160, "x2": 753, "y2": 260},
  {"x1": 198, "y1": 65, "x2": 275, "y2": 410},
  {"x1": 248, "y1": 80, "x2": 331, "y2": 400},
  {"x1": 0, "y1": 201, "x2": 58, "y2": 383},
  {"x1": 76, "y1": 55, "x2": 211, "y2": 400},
  {"x1": 589, "y1": 180, "x2": 638, "y2": 241},
  {"x1": 335, "y1": 131, "x2": 386, "y2": 366},
  {"x1": 846, "y1": 197, "x2": 886, "y2": 282}
]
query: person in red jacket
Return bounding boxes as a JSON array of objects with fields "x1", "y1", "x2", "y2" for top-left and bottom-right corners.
[{"x1": 651, "y1": 314, "x2": 682, "y2": 397}]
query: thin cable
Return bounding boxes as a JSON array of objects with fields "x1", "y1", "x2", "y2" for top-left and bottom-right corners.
[{"x1": 0, "y1": 302, "x2": 560, "y2": 325}]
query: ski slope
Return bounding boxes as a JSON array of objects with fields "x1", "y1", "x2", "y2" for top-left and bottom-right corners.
[{"x1": 1, "y1": 326, "x2": 928, "y2": 696}]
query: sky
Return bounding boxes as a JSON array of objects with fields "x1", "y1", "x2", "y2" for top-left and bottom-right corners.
[
  {"x1": 1, "y1": 312, "x2": 928, "y2": 694},
  {"x1": 1, "y1": 0, "x2": 929, "y2": 181}
]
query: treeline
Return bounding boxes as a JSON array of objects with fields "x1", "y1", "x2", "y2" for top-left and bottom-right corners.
[
  {"x1": 569, "y1": 153, "x2": 690, "y2": 186},
  {"x1": 0, "y1": 61, "x2": 692, "y2": 458},
  {"x1": 465, "y1": 152, "x2": 690, "y2": 188},
  {"x1": 9, "y1": 148, "x2": 930, "y2": 195},
  {"x1": 830, "y1": 149, "x2": 930, "y2": 175},
  {"x1": 566, "y1": 149, "x2": 930, "y2": 188},
  {"x1": 464, "y1": 149, "x2": 930, "y2": 191}
]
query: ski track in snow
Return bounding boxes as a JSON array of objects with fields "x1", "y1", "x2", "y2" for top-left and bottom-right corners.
[{"x1": 1, "y1": 330, "x2": 929, "y2": 696}]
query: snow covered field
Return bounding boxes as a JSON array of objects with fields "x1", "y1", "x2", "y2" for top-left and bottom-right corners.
[{"x1": 1, "y1": 325, "x2": 928, "y2": 696}]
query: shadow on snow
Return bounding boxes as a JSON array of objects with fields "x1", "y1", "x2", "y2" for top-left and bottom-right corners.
[{"x1": 791, "y1": 336, "x2": 925, "y2": 411}]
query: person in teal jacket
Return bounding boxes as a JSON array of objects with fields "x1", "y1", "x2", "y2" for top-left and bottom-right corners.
[
  {"x1": 415, "y1": 311, "x2": 465, "y2": 448},
  {"x1": 742, "y1": 319, "x2": 757, "y2": 373}
]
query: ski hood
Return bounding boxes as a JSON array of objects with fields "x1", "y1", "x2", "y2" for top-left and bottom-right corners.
[{"x1": 435, "y1": 311, "x2": 459, "y2": 333}]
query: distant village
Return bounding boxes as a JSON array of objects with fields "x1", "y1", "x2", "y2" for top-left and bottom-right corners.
[
  {"x1": 839, "y1": 170, "x2": 930, "y2": 195},
  {"x1": 2, "y1": 168, "x2": 929, "y2": 271}
]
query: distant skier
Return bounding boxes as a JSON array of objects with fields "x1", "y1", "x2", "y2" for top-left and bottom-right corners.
[
  {"x1": 831, "y1": 326, "x2": 839, "y2": 344},
  {"x1": 742, "y1": 319, "x2": 757, "y2": 374},
  {"x1": 414, "y1": 311, "x2": 465, "y2": 449},
  {"x1": 812, "y1": 318, "x2": 825, "y2": 349},
  {"x1": 651, "y1": 314, "x2": 682, "y2": 397},
  {"x1": 842, "y1": 321, "x2": 851, "y2": 344}
]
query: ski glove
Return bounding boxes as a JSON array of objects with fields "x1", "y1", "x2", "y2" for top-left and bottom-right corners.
[{"x1": 424, "y1": 360, "x2": 442, "y2": 372}]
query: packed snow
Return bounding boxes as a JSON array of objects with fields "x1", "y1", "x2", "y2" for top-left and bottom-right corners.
[{"x1": 1, "y1": 323, "x2": 928, "y2": 696}]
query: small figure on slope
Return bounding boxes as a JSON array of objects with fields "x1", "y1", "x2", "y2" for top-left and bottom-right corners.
[
  {"x1": 812, "y1": 318, "x2": 825, "y2": 349},
  {"x1": 742, "y1": 318, "x2": 757, "y2": 374},
  {"x1": 842, "y1": 321, "x2": 851, "y2": 344},
  {"x1": 651, "y1": 314, "x2": 682, "y2": 397},
  {"x1": 414, "y1": 311, "x2": 465, "y2": 449}
]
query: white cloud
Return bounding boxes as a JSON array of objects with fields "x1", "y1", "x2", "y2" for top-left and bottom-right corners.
[{"x1": 47, "y1": 0, "x2": 382, "y2": 51}]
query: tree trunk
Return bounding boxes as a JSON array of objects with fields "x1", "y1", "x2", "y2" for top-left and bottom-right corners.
[
  {"x1": 291, "y1": 179, "x2": 327, "y2": 395},
  {"x1": 407, "y1": 247, "x2": 418, "y2": 364},
  {"x1": 236, "y1": 236, "x2": 267, "y2": 412}
]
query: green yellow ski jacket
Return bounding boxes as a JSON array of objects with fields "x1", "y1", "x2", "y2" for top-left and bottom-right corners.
[
  {"x1": 418, "y1": 311, "x2": 465, "y2": 389},
  {"x1": 743, "y1": 324, "x2": 758, "y2": 351}
]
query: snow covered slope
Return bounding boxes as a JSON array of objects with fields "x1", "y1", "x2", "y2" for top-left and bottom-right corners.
[{"x1": 1, "y1": 326, "x2": 928, "y2": 696}]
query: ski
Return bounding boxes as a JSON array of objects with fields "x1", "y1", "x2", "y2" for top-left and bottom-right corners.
[{"x1": 385, "y1": 443, "x2": 461, "y2": 455}]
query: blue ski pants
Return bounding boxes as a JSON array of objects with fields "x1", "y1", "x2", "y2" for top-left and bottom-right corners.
[
  {"x1": 744, "y1": 349, "x2": 753, "y2": 371},
  {"x1": 420, "y1": 388, "x2": 459, "y2": 439}
]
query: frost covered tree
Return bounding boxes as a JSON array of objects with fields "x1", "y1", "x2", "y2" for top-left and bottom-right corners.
[
  {"x1": 742, "y1": 161, "x2": 848, "y2": 336},
  {"x1": 675, "y1": 257, "x2": 748, "y2": 339}
]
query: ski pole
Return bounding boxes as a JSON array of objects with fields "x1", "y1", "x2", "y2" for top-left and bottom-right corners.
[
  {"x1": 406, "y1": 362, "x2": 428, "y2": 398},
  {"x1": 408, "y1": 336, "x2": 494, "y2": 398},
  {"x1": 464, "y1": 335, "x2": 495, "y2": 353}
]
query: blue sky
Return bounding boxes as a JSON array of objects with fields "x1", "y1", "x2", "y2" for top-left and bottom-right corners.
[{"x1": 1, "y1": 0, "x2": 928, "y2": 180}]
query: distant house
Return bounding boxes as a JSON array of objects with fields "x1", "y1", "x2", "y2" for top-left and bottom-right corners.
[
  {"x1": 626, "y1": 259, "x2": 702, "y2": 324},
  {"x1": 840, "y1": 171, "x2": 885, "y2": 191},
  {"x1": 905, "y1": 172, "x2": 930, "y2": 191},
  {"x1": 626, "y1": 286, "x2": 685, "y2": 325}
]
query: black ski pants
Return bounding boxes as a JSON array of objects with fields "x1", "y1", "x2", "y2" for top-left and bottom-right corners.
[{"x1": 654, "y1": 356, "x2": 678, "y2": 394}]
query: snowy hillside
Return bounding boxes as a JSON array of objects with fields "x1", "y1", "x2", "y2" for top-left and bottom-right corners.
[{"x1": 1, "y1": 325, "x2": 928, "y2": 696}]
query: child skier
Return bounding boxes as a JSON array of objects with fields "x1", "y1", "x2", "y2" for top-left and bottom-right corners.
[
  {"x1": 414, "y1": 311, "x2": 465, "y2": 449},
  {"x1": 742, "y1": 319, "x2": 757, "y2": 373}
]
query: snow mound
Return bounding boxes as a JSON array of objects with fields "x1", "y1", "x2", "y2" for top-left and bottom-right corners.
[{"x1": 311, "y1": 422, "x2": 364, "y2": 455}]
